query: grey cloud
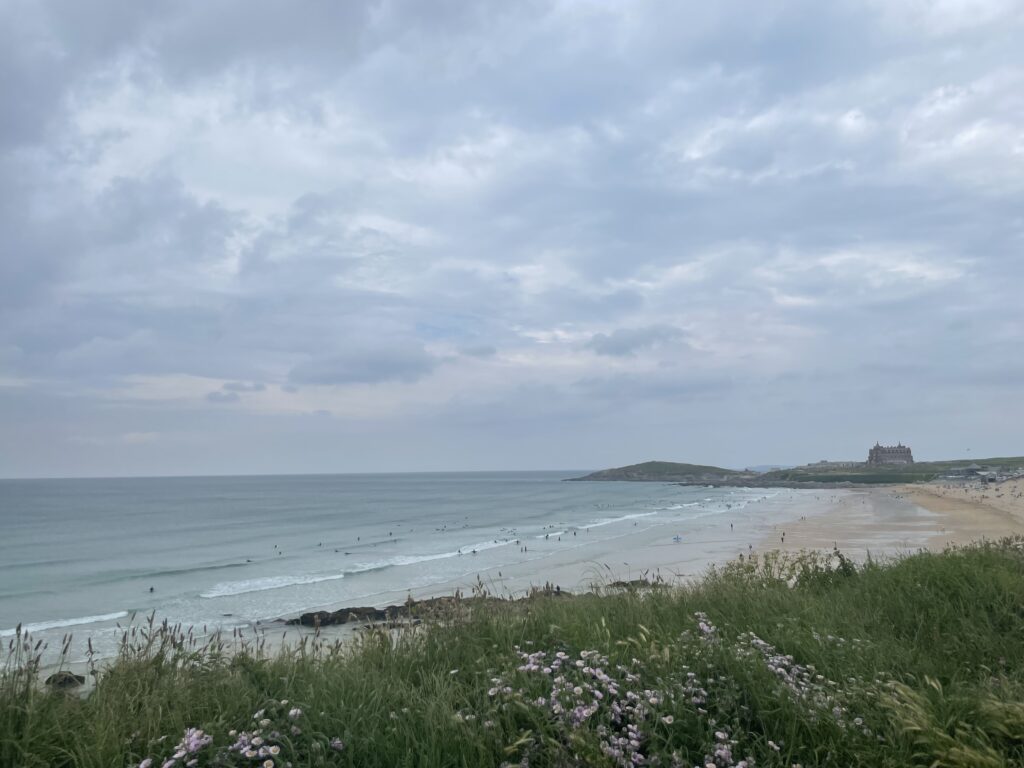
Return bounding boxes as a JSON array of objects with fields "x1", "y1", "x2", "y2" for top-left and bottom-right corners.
[
  {"x1": 289, "y1": 344, "x2": 438, "y2": 386},
  {"x1": 2, "y1": 1, "x2": 1024, "y2": 476},
  {"x1": 206, "y1": 390, "x2": 240, "y2": 404},
  {"x1": 574, "y1": 373, "x2": 733, "y2": 403},
  {"x1": 459, "y1": 345, "x2": 497, "y2": 359},
  {"x1": 587, "y1": 325, "x2": 689, "y2": 357},
  {"x1": 222, "y1": 381, "x2": 266, "y2": 392}
]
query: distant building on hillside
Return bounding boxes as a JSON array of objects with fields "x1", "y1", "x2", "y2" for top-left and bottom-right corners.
[{"x1": 867, "y1": 442, "x2": 914, "y2": 466}]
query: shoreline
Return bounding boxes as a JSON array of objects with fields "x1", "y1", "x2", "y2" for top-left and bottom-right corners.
[
  {"x1": 29, "y1": 487, "x2": 835, "y2": 675},
  {"x1": 28, "y1": 481, "x2": 1024, "y2": 681}
]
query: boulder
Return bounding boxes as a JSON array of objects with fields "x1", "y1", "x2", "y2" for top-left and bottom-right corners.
[{"x1": 45, "y1": 671, "x2": 86, "y2": 689}]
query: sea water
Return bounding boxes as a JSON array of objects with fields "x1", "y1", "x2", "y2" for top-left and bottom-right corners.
[{"x1": 0, "y1": 472, "x2": 782, "y2": 661}]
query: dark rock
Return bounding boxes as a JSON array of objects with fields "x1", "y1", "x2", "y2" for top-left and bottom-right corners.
[
  {"x1": 286, "y1": 591, "x2": 570, "y2": 627},
  {"x1": 45, "y1": 671, "x2": 85, "y2": 689}
]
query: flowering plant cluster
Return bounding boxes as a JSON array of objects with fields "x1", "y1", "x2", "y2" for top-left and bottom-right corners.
[
  {"x1": 479, "y1": 612, "x2": 880, "y2": 767},
  {"x1": 132, "y1": 699, "x2": 346, "y2": 768}
]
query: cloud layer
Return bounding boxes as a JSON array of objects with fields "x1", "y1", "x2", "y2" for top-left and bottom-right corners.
[{"x1": 1, "y1": 0, "x2": 1022, "y2": 476}]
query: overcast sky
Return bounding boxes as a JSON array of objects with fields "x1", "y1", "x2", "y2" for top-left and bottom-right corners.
[{"x1": 2, "y1": 1, "x2": 1022, "y2": 478}]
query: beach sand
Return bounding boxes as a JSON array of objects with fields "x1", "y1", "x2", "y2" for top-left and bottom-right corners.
[{"x1": 759, "y1": 479, "x2": 1024, "y2": 557}]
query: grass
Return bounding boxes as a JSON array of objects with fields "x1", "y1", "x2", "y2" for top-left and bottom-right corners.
[
  {"x1": 761, "y1": 456, "x2": 1024, "y2": 485},
  {"x1": 4, "y1": 540, "x2": 1024, "y2": 767},
  {"x1": 572, "y1": 462, "x2": 742, "y2": 481},
  {"x1": 758, "y1": 471, "x2": 941, "y2": 484}
]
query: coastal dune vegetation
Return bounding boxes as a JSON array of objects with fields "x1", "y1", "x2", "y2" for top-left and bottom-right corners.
[{"x1": 4, "y1": 540, "x2": 1024, "y2": 767}]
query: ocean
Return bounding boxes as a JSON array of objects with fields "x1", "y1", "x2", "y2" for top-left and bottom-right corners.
[{"x1": 0, "y1": 472, "x2": 783, "y2": 663}]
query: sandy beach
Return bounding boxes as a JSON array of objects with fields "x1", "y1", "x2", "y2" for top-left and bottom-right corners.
[{"x1": 759, "y1": 479, "x2": 1024, "y2": 557}]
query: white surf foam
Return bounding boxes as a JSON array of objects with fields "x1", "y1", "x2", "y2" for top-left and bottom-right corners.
[
  {"x1": 345, "y1": 538, "x2": 516, "y2": 571},
  {"x1": 0, "y1": 611, "x2": 129, "y2": 637},
  {"x1": 534, "y1": 530, "x2": 567, "y2": 539},
  {"x1": 201, "y1": 539, "x2": 518, "y2": 598},
  {"x1": 585, "y1": 511, "x2": 659, "y2": 529},
  {"x1": 201, "y1": 572, "x2": 348, "y2": 599}
]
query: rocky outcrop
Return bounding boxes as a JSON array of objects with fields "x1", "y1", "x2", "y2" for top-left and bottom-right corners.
[
  {"x1": 286, "y1": 587, "x2": 570, "y2": 628},
  {"x1": 45, "y1": 671, "x2": 85, "y2": 689},
  {"x1": 291, "y1": 606, "x2": 404, "y2": 627}
]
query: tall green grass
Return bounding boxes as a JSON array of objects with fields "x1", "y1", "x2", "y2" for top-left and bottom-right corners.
[{"x1": 4, "y1": 539, "x2": 1024, "y2": 767}]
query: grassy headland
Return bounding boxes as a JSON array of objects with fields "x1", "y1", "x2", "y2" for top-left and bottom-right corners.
[
  {"x1": 759, "y1": 456, "x2": 1024, "y2": 485},
  {"x1": 5, "y1": 540, "x2": 1024, "y2": 767},
  {"x1": 572, "y1": 457, "x2": 1024, "y2": 486},
  {"x1": 569, "y1": 461, "x2": 745, "y2": 483}
]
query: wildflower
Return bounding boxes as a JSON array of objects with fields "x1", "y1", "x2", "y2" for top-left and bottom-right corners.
[
  {"x1": 263, "y1": 761, "x2": 274, "y2": 768},
  {"x1": 661, "y1": 715, "x2": 674, "y2": 725},
  {"x1": 259, "y1": 718, "x2": 271, "y2": 727},
  {"x1": 768, "y1": 740, "x2": 781, "y2": 751},
  {"x1": 138, "y1": 761, "x2": 153, "y2": 768},
  {"x1": 290, "y1": 725, "x2": 302, "y2": 736},
  {"x1": 269, "y1": 745, "x2": 281, "y2": 755},
  {"x1": 288, "y1": 707, "x2": 302, "y2": 719},
  {"x1": 330, "y1": 738, "x2": 345, "y2": 751}
]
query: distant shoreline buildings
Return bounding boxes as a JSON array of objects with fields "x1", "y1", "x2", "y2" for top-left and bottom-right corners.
[{"x1": 867, "y1": 442, "x2": 914, "y2": 466}]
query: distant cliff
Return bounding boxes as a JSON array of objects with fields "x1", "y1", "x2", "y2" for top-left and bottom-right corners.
[{"x1": 568, "y1": 461, "x2": 746, "y2": 483}]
